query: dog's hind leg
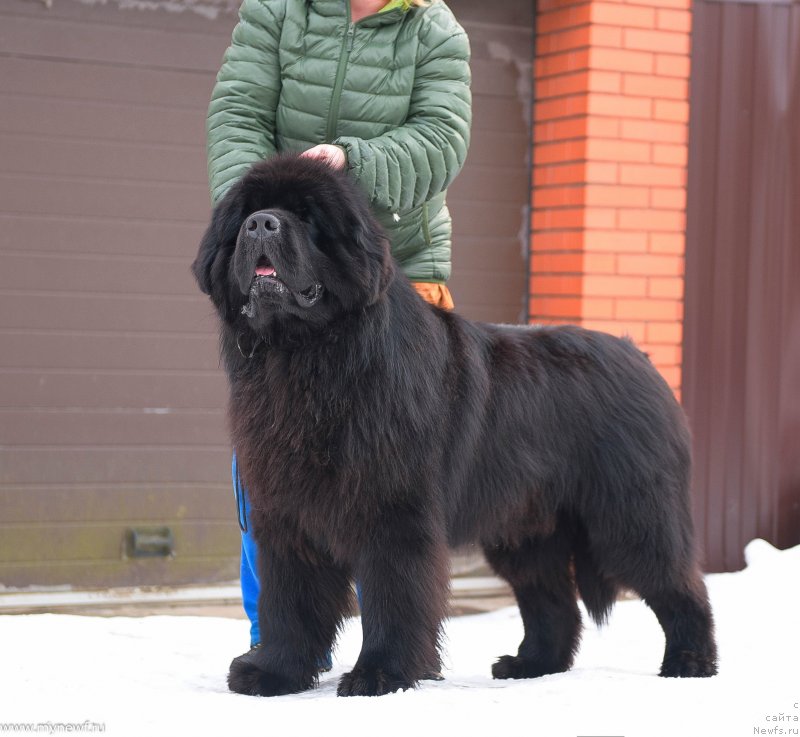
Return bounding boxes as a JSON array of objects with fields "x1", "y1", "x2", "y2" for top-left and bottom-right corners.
[
  {"x1": 483, "y1": 530, "x2": 582, "y2": 679},
  {"x1": 579, "y1": 492, "x2": 718, "y2": 678},
  {"x1": 641, "y1": 569, "x2": 718, "y2": 677}
]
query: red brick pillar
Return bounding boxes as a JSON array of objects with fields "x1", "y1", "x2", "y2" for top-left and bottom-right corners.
[{"x1": 529, "y1": 0, "x2": 691, "y2": 396}]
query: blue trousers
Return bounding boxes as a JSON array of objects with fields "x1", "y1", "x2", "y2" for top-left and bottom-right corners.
[
  {"x1": 233, "y1": 453, "x2": 356, "y2": 660},
  {"x1": 232, "y1": 453, "x2": 261, "y2": 647}
]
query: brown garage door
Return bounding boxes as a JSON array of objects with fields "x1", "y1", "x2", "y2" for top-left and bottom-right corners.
[
  {"x1": 0, "y1": 0, "x2": 241, "y2": 588},
  {"x1": 0, "y1": 0, "x2": 533, "y2": 589}
]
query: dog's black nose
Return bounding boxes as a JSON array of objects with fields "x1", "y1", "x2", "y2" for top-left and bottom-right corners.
[{"x1": 246, "y1": 212, "x2": 280, "y2": 237}]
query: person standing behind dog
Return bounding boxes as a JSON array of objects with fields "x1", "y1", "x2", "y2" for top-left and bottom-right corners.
[{"x1": 207, "y1": 0, "x2": 472, "y2": 655}]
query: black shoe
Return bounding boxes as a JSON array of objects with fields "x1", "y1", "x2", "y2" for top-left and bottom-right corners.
[{"x1": 421, "y1": 670, "x2": 444, "y2": 681}]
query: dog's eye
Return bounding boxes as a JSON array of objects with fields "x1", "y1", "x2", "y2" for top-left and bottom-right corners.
[
  {"x1": 305, "y1": 218, "x2": 320, "y2": 245},
  {"x1": 299, "y1": 209, "x2": 320, "y2": 235},
  {"x1": 300, "y1": 198, "x2": 319, "y2": 222}
]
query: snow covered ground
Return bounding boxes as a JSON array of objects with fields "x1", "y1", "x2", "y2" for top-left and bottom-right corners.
[{"x1": 2, "y1": 539, "x2": 798, "y2": 737}]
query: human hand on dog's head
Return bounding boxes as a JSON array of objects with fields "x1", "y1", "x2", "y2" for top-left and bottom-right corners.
[{"x1": 299, "y1": 144, "x2": 346, "y2": 170}]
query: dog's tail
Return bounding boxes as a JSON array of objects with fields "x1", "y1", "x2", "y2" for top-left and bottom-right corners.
[{"x1": 571, "y1": 519, "x2": 618, "y2": 626}]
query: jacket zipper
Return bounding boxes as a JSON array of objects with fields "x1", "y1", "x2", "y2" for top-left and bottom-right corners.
[
  {"x1": 421, "y1": 202, "x2": 432, "y2": 245},
  {"x1": 326, "y1": 3, "x2": 355, "y2": 143}
]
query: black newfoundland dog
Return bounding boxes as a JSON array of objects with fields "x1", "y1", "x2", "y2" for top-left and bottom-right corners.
[{"x1": 192, "y1": 155, "x2": 717, "y2": 698}]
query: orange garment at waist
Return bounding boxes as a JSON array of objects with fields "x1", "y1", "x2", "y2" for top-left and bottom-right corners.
[{"x1": 412, "y1": 282, "x2": 454, "y2": 311}]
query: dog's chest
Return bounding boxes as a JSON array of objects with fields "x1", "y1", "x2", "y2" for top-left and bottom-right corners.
[
  {"x1": 228, "y1": 350, "x2": 384, "y2": 480},
  {"x1": 231, "y1": 368, "x2": 344, "y2": 459}
]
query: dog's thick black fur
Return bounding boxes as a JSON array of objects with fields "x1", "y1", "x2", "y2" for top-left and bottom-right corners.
[{"x1": 192, "y1": 154, "x2": 717, "y2": 697}]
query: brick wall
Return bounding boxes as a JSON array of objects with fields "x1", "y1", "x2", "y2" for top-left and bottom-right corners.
[{"x1": 529, "y1": 0, "x2": 691, "y2": 395}]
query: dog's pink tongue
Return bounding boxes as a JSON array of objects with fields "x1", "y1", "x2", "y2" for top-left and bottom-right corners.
[{"x1": 255, "y1": 265, "x2": 276, "y2": 277}]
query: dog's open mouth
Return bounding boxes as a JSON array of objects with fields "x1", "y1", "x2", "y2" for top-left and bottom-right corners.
[
  {"x1": 250, "y1": 256, "x2": 288, "y2": 296},
  {"x1": 241, "y1": 256, "x2": 324, "y2": 318},
  {"x1": 254, "y1": 257, "x2": 277, "y2": 279},
  {"x1": 241, "y1": 257, "x2": 287, "y2": 317}
]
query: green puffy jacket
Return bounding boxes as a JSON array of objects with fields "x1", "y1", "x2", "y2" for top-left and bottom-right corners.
[{"x1": 207, "y1": 0, "x2": 471, "y2": 283}]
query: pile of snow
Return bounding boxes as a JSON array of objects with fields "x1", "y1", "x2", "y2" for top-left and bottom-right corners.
[{"x1": 2, "y1": 540, "x2": 798, "y2": 737}]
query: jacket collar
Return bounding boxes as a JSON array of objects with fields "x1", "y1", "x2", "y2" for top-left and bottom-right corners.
[{"x1": 308, "y1": 0, "x2": 409, "y2": 27}]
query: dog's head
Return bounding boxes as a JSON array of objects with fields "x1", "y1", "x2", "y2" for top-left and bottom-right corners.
[{"x1": 192, "y1": 155, "x2": 394, "y2": 336}]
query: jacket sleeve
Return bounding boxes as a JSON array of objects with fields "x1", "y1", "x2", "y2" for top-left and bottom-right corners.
[
  {"x1": 206, "y1": 0, "x2": 284, "y2": 205},
  {"x1": 333, "y1": 13, "x2": 472, "y2": 215}
]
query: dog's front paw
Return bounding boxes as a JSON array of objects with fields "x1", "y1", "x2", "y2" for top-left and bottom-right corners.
[
  {"x1": 228, "y1": 652, "x2": 312, "y2": 697},
  {"x1": 491, "y1": 654, "x2": 567, "y2": 680},
  {"x1": 337, "y1": 667, "x2": 414, "y2": 697}
]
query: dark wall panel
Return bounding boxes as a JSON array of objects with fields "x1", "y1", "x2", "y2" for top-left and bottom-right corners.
[
  {"x1": 448, "y1": 4, "x2": 533, "y2": 323},
  {"x1": 683, "y1": 0, "x2": 800, "y2": 572}
]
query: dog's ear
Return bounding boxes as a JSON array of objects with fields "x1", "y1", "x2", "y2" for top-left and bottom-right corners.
[
  {"x1": 192, "y1": 222, "x2": 218, "y2": 296},
  {"x1": 357, "y1": 226, "x2": 395, "y2": 306},
  {"x1": 192, "y1": 187, "x2": 244, "y2": 296}
]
